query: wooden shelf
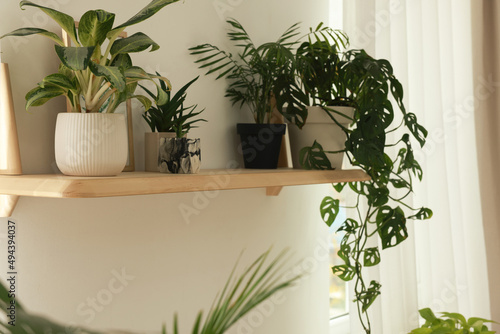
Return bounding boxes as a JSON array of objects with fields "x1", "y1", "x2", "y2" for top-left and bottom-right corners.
[{"x1": 0, "y1": 168, "x2": 369, "y2": 199}]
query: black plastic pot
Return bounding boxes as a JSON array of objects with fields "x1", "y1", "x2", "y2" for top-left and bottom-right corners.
[{"x1": 236, "y1": 123, "x2": 286, "y2": 169}]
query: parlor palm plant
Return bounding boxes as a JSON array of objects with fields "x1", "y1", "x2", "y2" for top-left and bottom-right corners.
[{"x1": 189, "y1": 19, "x2": 300, "y2": 125}]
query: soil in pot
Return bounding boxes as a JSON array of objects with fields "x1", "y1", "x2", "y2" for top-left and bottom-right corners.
[{"x1": 236, "y1": 123, "x2": 286, "y2": 169}]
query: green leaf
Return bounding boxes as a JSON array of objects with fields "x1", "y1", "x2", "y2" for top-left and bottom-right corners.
[
  {"x1": 419, "y1": 308, "x2": 438, "y2": 323},
  {"x1": 408, "y1": 207, "x2": 433, "y2": 220},
  {"x1": 78, "y1": 10, "x2": 115, "y2": 47},
  {"x1": 299, "y1": 141, "x2": 333, "y2": 170},
  {"x1": 320, "y1": 196, "x2": 340, "y2": 227},
  {"x1": 363, "y1": 247, "x2": 381, "y2": 267},
  {"x1": 390, "y1": 178, "x2": 410, "y2": 189},
  {"x1": 337, "y1": 244, "x2": 351, "y2": 264},
  {"x1": 20, "y1": 0, "x2": 78, "y2": 45},
  {"x1": 125, "y1": 67, "x2": 169, "y2": 105},
  {"x1": 112, "y1": 0, "x2": 180, "y2": 32},
  {"x1": 111, "y1": 32, "x2": 159, "y2": 55},
  {"x1": 25, "y1": 86, "x2": 65, "y2": 110},
  {"x1": 376, "y1": 206, "x2": 408, "y2": 249},
  {"x1": 89, "y1": 61, "x2": 126, "y2": 92},
  {"x1": 130, "y1": 95, "x2": 152, "y2": 111},
  {"x1": 405, "y1": 113, "x2": 428, "y2": 148},
  {"x1": 366, "y1": 185, "x2": 389, "y2": 207},
  {"x1": 441, "y1": 312, "x2": 467, "y2": 327},
  {"x1": 54, "y1": 45, "x2": 95, "y2": 71},
  {"x1": 332, "y1": 265, "x2": 355, "y2": 281},
  {"x1": 110, "y1": 53, "x2": 133, "y2": 70},
  {"x1": 333, "y1": 183, "x2": 346, "y2": 193},
  {"x1": 41, "y1": 73, "x2": 76, "y2": 90},
  {"x1": 410, "y1": 328, "x2": 433, "y2": 334},
  {"x1": 0, "y1": 27, "x2": 64, "y2": 45},
  {"x1": 337, "y1": 218, "x2": 359, "y2": 234},
  {"x1": 356, "y1": 280, "x2": 381, "y2": 312}
]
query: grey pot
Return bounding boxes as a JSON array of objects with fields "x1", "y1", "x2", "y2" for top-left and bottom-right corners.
[{"x1": 158, "y1": 137, "x2": 201, "y2": 174}]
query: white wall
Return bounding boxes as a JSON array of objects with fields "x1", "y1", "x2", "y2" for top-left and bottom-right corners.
[{"x1": 0, "y1": 0, "x2": 333, "y2": 333}]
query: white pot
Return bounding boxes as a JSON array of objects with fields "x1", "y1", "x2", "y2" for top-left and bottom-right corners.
[
  {"x1": 288, "y1": 106, "x2": 355, "y2": 169},
  {"x1": 54, "y1": 113, "x2": 128, "y2": 176}
]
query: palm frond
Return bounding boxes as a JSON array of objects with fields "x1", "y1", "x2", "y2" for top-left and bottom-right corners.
[{"x1": 165, "y1": 249, "x2": 300, "y2": 334}]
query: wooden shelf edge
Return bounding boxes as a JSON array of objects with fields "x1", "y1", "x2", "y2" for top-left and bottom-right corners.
[{"x1": 0, "y1": 168, "x2": 370, "y2": 199}]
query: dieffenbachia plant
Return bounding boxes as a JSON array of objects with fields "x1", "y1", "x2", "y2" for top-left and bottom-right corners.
[{"x1": 0, "y1": 0, "x2": 179, "y2": 113}]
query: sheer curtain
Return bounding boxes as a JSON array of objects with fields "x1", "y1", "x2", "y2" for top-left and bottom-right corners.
[
  {"x1": 342, "y1": 1, "x2": 491, "y2": 332},
  {"x1": 471, "y1": 1, "x2": 500, "y2": 332}
]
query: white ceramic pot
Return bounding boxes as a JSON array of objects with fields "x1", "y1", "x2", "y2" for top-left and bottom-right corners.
[
  {"x1": 54, "y1": 113, "x2": 128, "y2": 176},
  {"x1": 288, "y1": 106, "x2": 355, "y2": 169}
]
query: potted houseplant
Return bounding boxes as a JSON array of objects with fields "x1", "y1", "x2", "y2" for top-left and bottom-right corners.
[
  {"x1": 189, "y1": 19, "x2": 300, "y2": 169},
  {"x1": 0, "y1": 0, "x2": 178, "y2": 176},
  {"x1": 409, "y1": 308, "x2": 496, "y2": 333},
  {"x1": 142, "y1": 76, "x2": 206, "y2": 174},
  {"x1": 281, "y1": 27, "x2": 355, "y2": 170},
  {"x1": 272, "y1": 22, "x2": 433, "y2": 333}
]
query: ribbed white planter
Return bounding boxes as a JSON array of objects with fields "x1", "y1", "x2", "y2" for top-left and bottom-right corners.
[
  {"x1": 55, "y1": 113, "x2": 128, "y2": 176},
  {"x1": 288, "y1": 106, "x2": 355, "y2": 169}
]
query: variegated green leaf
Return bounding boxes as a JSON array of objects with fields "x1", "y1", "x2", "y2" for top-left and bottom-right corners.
[
  {"x1": 20, "y1": 0, "x2": 78, "y2": 45},
  {"x1": 0, "y1": 27, "x2": 64, "y2": 46},
  {"x1": 54, "y1": 45, "x2": 95, "y2": 71},
  {"x1": 78, "y1": 10, "x2": 115, "y2": 47},
  {"x1": 111, "y1": 0, "x2": 180, "y2": 32},
  {"x1": 41, "y1": 73, "x2": 76, "y2": 90},
  {"x1": 25, "y1": 86, "x2": 65, "y2": 110},
  {"x1": 110, "y1": 53, "x2": 133, "y2": 70},
  {"x1": 89, "y1": 61, "x2": 126, "y2": 92},
  {"x1": 131, "y1": 95, "x2": 152, "y2": 111},
  {"x1": 110, "y1": 32, "x2": 159, "y2": 55},
  {"x1": 125, "y1": 67, "x2": 169, "y2": 105}
]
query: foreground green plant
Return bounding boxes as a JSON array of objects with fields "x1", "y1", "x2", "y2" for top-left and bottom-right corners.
[
  {"x1": 163, "y1": 249, "x2": 299, "y2": 334},
  {"x1": 0, "y1": 249, "x2": 298, "y2": 334},
  {"x1": 409, "y1": 308, "x2": 496, "y2": 334},
  {"x1": 142, "y1": 76, "x2": 206, "y2": 138},
  {"x1": 0, "y1": 0, "x2": 179, "y2": 113}
]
